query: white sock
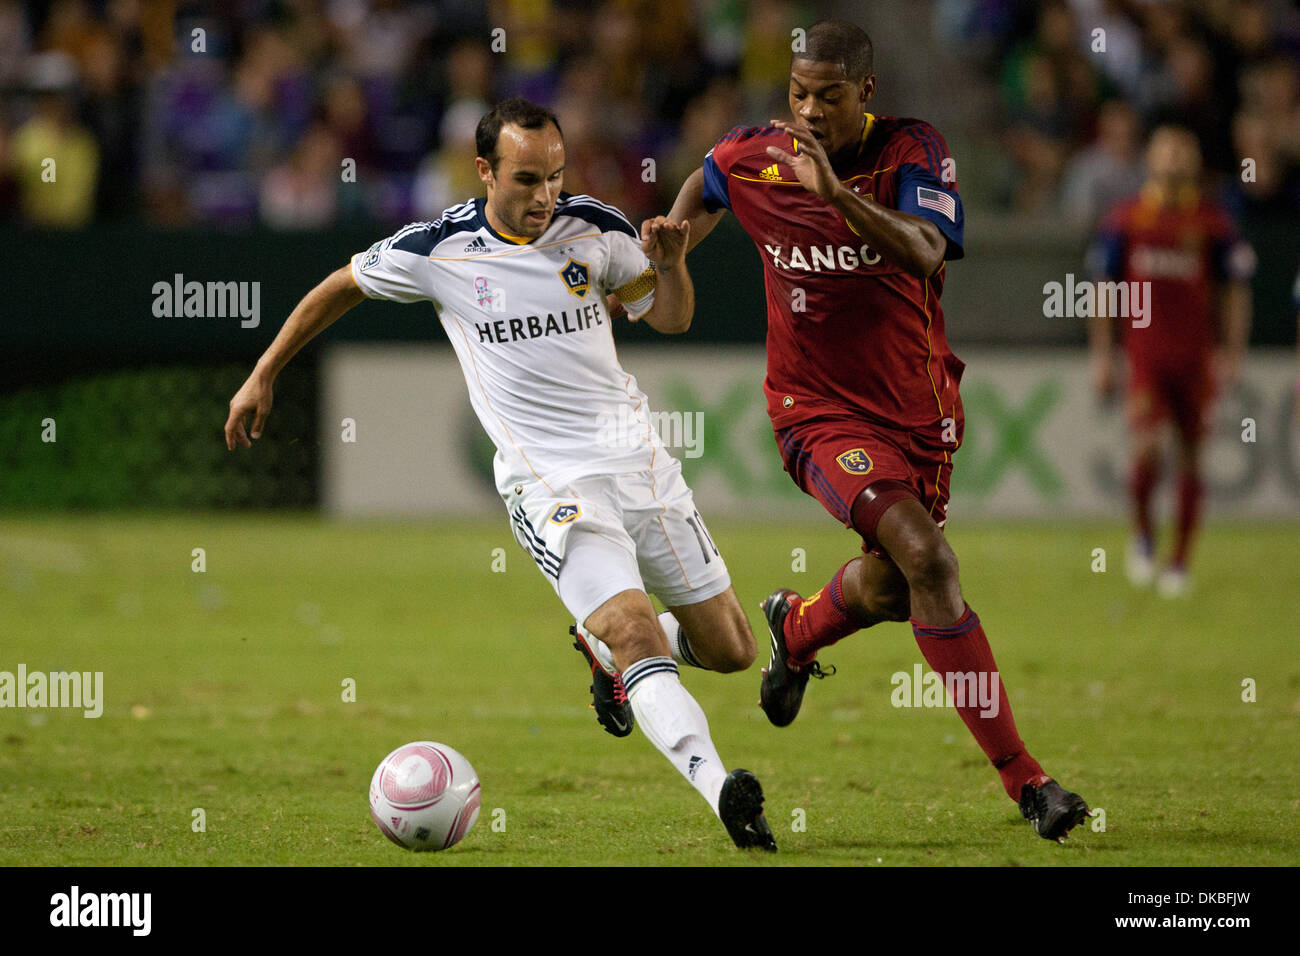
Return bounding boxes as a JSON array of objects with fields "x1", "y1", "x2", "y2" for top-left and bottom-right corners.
[
  {"x1": 658, "y1": 611, "x2": 707, "y2": 669},
  {"x1": 621, "y1": 656, "x2": 728, "y2": 815},
  {"x1": 575, "y1": 622, "x2": 617, "y2": 673},
  {"x1": 580, "y1": 615, "x2": 706, "y2": 673}
]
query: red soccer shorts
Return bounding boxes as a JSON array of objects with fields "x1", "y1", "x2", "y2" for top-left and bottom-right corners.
[
  {"x1": 1126, "y1": 355, "x2": 1215, "y2": 442},
  {"x1": 775, "y1": 413, "x2": 961, "y2": 556}
]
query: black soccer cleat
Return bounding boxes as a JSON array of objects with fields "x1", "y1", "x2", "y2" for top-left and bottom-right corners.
[
  {"x1": 570, "y1": 625, "x2": 634, "y2": 738},
  {"x1": 1018, "y1": 778, "x2": 1091, "y2": 843},
  {"x1": 719, "y1": 769, "x2": 777, "y2": 852},
  {"x1": 758, "y1": 588, "x2": 835, "y2": 728}
]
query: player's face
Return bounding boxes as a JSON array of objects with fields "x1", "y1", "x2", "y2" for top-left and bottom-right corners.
[
  {"x1": 478, "y1": 123, "x2": 565, "y2": 238},
  {"x1": 1146, "y1": 128, "x2": 1201, "y2": 188},
  {"x1": 788, "y1": 61, "x2": 873, "y2": 161}
]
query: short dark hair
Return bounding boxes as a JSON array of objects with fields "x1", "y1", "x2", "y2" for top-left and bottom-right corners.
[
  {"x1": 475, "y1": 97, "x2": 563, "y2": 170},
  {"x1": 793, "y1": 19, "x2": 874, "y2": 80}
]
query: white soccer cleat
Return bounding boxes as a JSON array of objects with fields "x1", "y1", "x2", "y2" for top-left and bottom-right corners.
[
  {"x1": 1156, "y1": 566, "x2": 1190, "y2": 598},
  {"x1": 1125, "y1": 537, "x2": 1156, "y2": 588}
]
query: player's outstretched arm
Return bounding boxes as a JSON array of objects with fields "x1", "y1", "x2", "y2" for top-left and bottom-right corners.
[
  {"x1": 225, "y1": 265, "x2": 367, "y2": 450},
  {"x1": 636, "y1": 217, "x2": 694, "y2": 335},
  {"x1": 765, "y1": 118, "x2": 947, "y2": 278},
  {"x1": 1216, "y1": 280, "x2": 1251, "y2": 391},
  {"x1": 668, "y1": 167, "x2": 724, "y2": 253},
  {"x1": 1088, "y1": 293, "x2": 1119, "y2": 403}
]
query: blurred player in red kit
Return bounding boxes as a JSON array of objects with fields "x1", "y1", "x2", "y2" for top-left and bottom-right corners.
[
  {"x1": 662, "y1": 19, "x2": 1090, "y2": 841},
  {"x1": 1089, "y1": 125, "x2": 1254, "y2": 597}
]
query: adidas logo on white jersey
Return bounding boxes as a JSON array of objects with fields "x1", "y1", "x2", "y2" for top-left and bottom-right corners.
[{"x1": 463, "y1": 236, "x2": 489, "y2": 254}]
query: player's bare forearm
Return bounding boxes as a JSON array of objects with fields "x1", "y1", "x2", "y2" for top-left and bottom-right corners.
[
  {"x1": 1219, "y1": 281, "x2": 1251, "y2": 354},
  {"x1": 668, "y1": 168, "x2": 724, "y2": 253},
  {"x1": 1088, "y1": 292, "x2": 1121, "y2": 400},
  {"x1": 1087, "y1": 307, "x2": 1114, "y2": 354},
  {"x1": 637, "y1": 217, "x2": 694, "y2": 334},
  {"x1": 642, "y1": 259, "x2": 694, "y2": 334},
  {"x1": 225, "y1": 265, "x2": 365, "y2": 449},
  {"x1": 1213, "y1": 281, "x2": 1252, "y2": 390},
  {"x1": 255, "y1": 266, "x2": 367, "y2": 379},
  {"x1": 829, "y1": 185, "x2": 948, "y2": 278}
]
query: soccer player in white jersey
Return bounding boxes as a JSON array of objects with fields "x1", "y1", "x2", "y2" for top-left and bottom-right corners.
[{"x1": 223, "y1": 97, "x2": 776, "y2": 851}]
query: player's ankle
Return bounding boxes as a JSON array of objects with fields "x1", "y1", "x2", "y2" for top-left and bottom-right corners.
[{"x1": 786, "y1": 651, "x2": 813, "y2": 672}]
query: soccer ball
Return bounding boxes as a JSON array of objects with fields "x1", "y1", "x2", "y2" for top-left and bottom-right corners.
[{"x1": 368, "y1": 741, "x2": 482, "y2": 851}]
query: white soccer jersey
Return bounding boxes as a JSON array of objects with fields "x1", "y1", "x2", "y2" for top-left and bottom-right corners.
[{"x1": 350, "y1": 194, "x2": 667, "y2": 493}]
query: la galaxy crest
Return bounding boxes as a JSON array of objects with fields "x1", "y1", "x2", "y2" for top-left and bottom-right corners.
[
  {"x1": 836, "y1": 448, "x2": 873, "y2": 475},
  {"x1": 559, "y1": 258, "x2": 590, "y2": 298},
  {"x1": 549, "y1": 503, "x2": 581, "y2": 525}
]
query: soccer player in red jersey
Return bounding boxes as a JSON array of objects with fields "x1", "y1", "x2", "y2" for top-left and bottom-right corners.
[
  {"x1": 1089, "y1": 125, "x2": 1254, "y2": 597},
  {"x1": 661, "y1": 20, "x2": 1090, "y2": 841}
]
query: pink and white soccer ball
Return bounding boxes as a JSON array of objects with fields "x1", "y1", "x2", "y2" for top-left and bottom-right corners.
[{"x1": 369, "y1": 741, "x2": 482, "y2": 851}]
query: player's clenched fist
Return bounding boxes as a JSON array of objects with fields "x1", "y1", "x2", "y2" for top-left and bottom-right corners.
[
  {"x1": 225, "y1": 370, "x2": 274, "y2": 450},
  {"x1": 640, "y1": 216, "x2": 690, "y2": 268},
  {"x1": 765, "y1": 118, "x2": 840, "y2": 202}
]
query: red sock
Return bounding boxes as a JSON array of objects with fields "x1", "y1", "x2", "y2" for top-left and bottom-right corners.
[
  {"x1": 784, "y1": 561, "x2": 863, "y2": 667},
  {"x1": 1131, "y1": 459, "x2": 1157, "y2": 545},
  {"x1": 911, "y1": 605, "x2": 1046, "y2": 801},
  {"x1": 1171, "y1": 472, "x2": 1202, "y2": 568}
]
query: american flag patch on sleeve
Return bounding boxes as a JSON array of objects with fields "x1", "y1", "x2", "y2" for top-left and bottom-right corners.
[{"x1": 916, "y1": 187, "x2": 956, "y2": 222}]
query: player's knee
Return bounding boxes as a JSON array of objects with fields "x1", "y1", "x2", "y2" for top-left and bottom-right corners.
[
  {"x1": 897, "y1": 539, "x2": 959, "y2": 597},
  {"x1": 862, "y1": 583, "x2": 911, "y2": 622},
  {"x1": 710, "y1": 608, "x2": 757, "y2": 672},
  {"x1": 600, "y1": 613, "x2": 668, "y2": 665}
]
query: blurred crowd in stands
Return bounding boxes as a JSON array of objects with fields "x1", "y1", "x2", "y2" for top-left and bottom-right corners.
[
  {"x1": 1, "y1": 0, "x2": 1298, "y2": 233},
  {"x1": 0, "y1": 0, "x2": 797, "y2": 229},
  {"x1": 942, "y1": 0, "x2": 1300, "y2": 229}
]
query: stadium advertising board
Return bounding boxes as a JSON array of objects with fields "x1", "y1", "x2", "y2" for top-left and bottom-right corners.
[{"x1": 322, "y1": 347, "x2": 1300, "y2": 519}]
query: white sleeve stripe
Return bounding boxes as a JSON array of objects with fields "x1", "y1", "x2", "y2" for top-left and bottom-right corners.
[
  {"x1": 562, "y1": 196, "x2": 627, "y2": 220},
  {"x1": 561, "y1": 195, "x2": 635, "y2": 229},
  {"x1": 404, "y1": 202, "x2": 478, "y2": 233},
  {"x1": 433, "y1": 211, "x2": 477, "y2": 229},
  {"x1": 440, "y1": 199, "x2": 476, "y2": 219},
  {"x1": 389, "y1": 207, "x2": 478, "y2": 245},
  {"x1": 434, "y1": 207, "x2": 478, "y2": 225},
  {"x1": 391, "y1": 220, "x2": 433, "y2": 242},
  {"x1": 561, "y1": 195, "x2": 637, "y2": 231}
]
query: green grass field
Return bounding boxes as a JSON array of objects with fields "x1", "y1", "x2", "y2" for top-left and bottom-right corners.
[{"x1": 1, "y1": 515, "x2": 1296, "y2": 867}]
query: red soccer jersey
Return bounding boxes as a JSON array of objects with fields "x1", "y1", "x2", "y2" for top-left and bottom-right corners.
[
  {"x1": 701, "y1": 114, "x2": 967, "y2": 437},
  {"x1": 1092, "y1": 187, "x2": 1254, "y2": 367}
]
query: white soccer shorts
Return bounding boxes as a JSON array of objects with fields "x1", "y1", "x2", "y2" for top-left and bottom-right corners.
[{"x1": 503, "y1": 458, "x2": 731, "y2": 626}]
